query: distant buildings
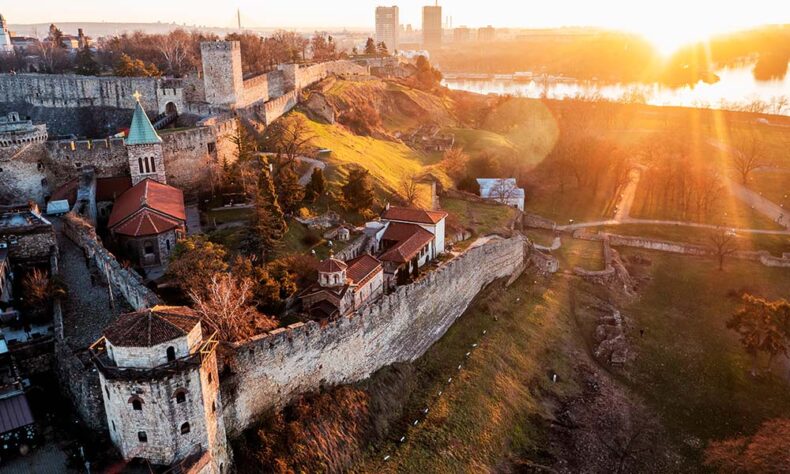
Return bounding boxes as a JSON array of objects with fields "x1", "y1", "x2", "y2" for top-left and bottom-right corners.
[
  {"x1": 375, "y1": 6, "x2": 400, "y2": 52},
  {"x1": 453, "y1": 26, "x2": 471, "y2": 43},
  {"x1": 422, "y1": 3, "x2": 443, "y2": 49},
  {"x1": 478, "y1": 25, "x2": 496, "y2": 42},
  {"x1": 0, "y1": 14, "x2": 12, "y2": 53}
]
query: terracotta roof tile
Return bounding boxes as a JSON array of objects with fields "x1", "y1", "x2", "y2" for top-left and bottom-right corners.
[
  {"x1": 108, "y1": 178, "x2": 185, "y2": 231},
  {"x1": 345, "y1": 254, "x2": 382, "y2": 284},
  {"x1": 382, "y1": 206, "x2": 448, "y2": 225},
  {"x1": 96, "y1": 176, "x2": 133, "y2": 202},
  {"x1": 104, "y1": 306, "x2": 200, "y2": 347},
  {"x1": 380, "y1": 222, "x2": 435, "y2": 263},
  {"x1": 111, "y1": 210, "x2": 182, "y2": 237},
  {"x1": 317, "y1": 257, "x2": 347, "y2": 273}
]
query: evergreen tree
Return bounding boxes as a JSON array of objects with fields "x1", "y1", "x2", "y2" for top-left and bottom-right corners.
[
  {"x1": 341, "y1": 167, "x2": 375, "y2": 211},
  {"x1": 248, "y1": 168, "x2": 287, "y2": 259},
  {"x1": 377, "y1": 41, "x2": 389, "y2": 56},
  {"x1": 364, "y1": 37, "x2": 377, "y2": 55},
  {"x1": 304, "y1": 167, "x2": 326, "y2": 202},
  {"x1": 275, "y1": 164, "x2": 305, "y2": 214},
  {"x1": 75, "y1": 46, "x2": 100, "y2": 76},
  {"x1": 48, "y1": 24, "x2": 65, "y2": 48}
]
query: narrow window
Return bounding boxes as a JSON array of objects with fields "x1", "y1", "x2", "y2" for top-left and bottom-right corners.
[
  {"x1": 208, "y1": 372, "x2": 213, "y2": 384},
  {"x1": 150, "y1": 157, "x2": 156, "y2": 173},
  {"x1": 167, "y1": 346, "x2": 176, "y2": 362},
  {"x1": 166, "y1": 239, "x2": 171, "y2": 251},
  {"x1": 105, "y1": 386, "x2": 110, "y2": 399},
  {"x1": 132, "y1": 399, "x2": 142, "y2": 411},
  {"x1": 138, "y1": 431, "x2": 147, "y2": 443},
  {"x1": 112, "y1": 420, "x2": 116, "y2": 431},
  {"x1": 180, "y1": 422, "x2": 190, "y2": 435},
  {"x1": 212, "y1": 401, "x2": 216, "y2": 413},
  {"x1": 175, "y1": 389, "x2": 186, "y2": 404},
  {"x1": 138, "y1": 157, "x2": 144, "y2": 174}
]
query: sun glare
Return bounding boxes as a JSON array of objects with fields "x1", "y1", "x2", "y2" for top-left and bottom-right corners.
[{"x1": 630, "y1": 18, "x2": 741, "y2": 56}]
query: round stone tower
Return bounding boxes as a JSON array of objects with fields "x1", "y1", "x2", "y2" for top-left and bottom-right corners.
[{"x1": 91, "y1": 306, "x2": 228, "y2": 472}]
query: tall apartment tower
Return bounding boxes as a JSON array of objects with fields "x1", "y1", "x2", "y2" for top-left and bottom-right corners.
[
  {"x1": 422, "y1": 3, "x2": 443, "y2": 49},
  {"x1": 200, "y1": 41, "x2": 244, "y2": 107},
  {"x1": 92, "y1": 307, "x2": 229, "y2": 472},
  {"x1": 375, "y1": 6, "x2": 400, "y2": 52}
]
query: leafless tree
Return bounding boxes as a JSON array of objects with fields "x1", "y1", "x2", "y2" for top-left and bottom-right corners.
[
  {"x1": 708, "y1": 228, "x2": 739, "y2": 271},
  {"x1": 189, "y1": 273, "x2": 276, "y2": 341},
  {"x1": 399, "y1": 174, "x2": 421, "y2": 207},
  {"x1": 731, "y1": 129, "x2": 767, "y2": 184},
  {"x1": 157, "y1": 29, "x2": 191, "y2": 76},
  {"x1": 489, "y1": 179, "x2": 519, "y2": 206},
  {"x1": 264, "y1": 114, "x2": 316, "y2": 167}
]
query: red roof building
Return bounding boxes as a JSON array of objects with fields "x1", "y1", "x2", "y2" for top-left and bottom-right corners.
[
  {"x1": 108, "y1": 179, "x2": 186, "y2": 269},
  {"x1": 301, "y1": 253, "x2": 384, "y2": 320},
  {"x1": 381, "y1": 206, "x2": 448, "y2": 225}
]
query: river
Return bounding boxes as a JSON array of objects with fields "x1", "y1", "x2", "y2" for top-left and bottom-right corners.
[{"x1": 442, "y1": 65, "x2": 790, "y2": 115}]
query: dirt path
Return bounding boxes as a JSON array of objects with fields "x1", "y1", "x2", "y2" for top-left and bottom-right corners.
[
  {"x1": 298, "y1": 156, "x2": 327, "y2": 186},
  {"x1": 558, "y1": 217, "x2": 790, "y2": 235},
  {"x1": 613, "y1": 167, "x2": 642, "y2": 222}
]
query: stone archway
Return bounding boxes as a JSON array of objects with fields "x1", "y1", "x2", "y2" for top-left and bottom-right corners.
[{"x1": 165, "y1": 101, "x2": 178, "y2": 116}]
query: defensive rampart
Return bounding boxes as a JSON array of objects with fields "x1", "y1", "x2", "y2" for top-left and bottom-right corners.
[{"x1": 220, "y1": 235, "x2": 528, "y2": 436}]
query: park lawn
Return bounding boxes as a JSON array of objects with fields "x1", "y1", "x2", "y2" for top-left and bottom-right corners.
[
  {"x1": 353, "y1": 276, "x2": 579, "y2": 473},
  {"x1": 441, "y1": 197, "x2": 517, "y2": 236},
  {"x1": 525, "y1": 182, "x2": 620, "y2": 224},
  {"x1": 617, "y1": 248, "x2": 790, "y2": 456},
  {"x1": 587, "y1": 223, "x2": 790, "y2": 257},
  {"x1": 299, "y1": 112, "x2": 450, "y2": 202},
  {"x1": 203, "y1": 207, "x2": 253, "y2": 227},
  {"x1": 745, "y1": 171, "x2": 790, "y2": 210},
  {"x1": 448, "y1": 127, "x2": 520, "y2": 159},
  {"x1": 550, "y1": 237, "x2": 605, "y2": 271},
  {"x1": 630, "y1": 181, "x2": 783, "y2": 230}
]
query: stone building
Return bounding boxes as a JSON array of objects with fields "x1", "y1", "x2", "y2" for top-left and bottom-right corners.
[
  {"x1": 0, "y1": 203, "x2": 56, "y2": 263},
  {"x1": 107, "y1": 179, "x2": 186, "y2": 269},
  {"x1": 0, "y1": 14, "x2": 12, "y2": 53},
  {"x1": 300, "y1": 253, "x2": 384, "y2": 319},
  {"x1": 126, "y1": 94, "x2": 166, "y2": 186},
  {"x1": 201, "y1": 42, "x2": 244, "y2": 108},
  {"x1": 0, "y1": 111, "x2": 48, "y2": 148},
  {"x1": 91, "y1": 306, "x2": 228, "y2": 472}
]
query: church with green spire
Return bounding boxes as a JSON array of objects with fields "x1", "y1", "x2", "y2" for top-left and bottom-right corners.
[{"x1": 126, "y1": 92, "x2": 167, "y2": 185}]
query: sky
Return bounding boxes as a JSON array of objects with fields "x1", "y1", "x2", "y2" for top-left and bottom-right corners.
[{"x1": 4, "y1": 0, "x2": 790, "y2": 52}]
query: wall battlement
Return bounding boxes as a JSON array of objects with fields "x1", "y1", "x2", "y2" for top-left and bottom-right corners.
[{"x1": 220, "y1": 235, "x2": 528, "y2": 436}]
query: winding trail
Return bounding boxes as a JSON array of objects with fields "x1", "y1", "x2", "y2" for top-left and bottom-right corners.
[{"x1": 297, "y1": 156, "x2": 327, "y2": 186}]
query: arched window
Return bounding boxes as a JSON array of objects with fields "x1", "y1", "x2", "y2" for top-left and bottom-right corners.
[
  {"x1": 138, "y1": 431, "x2": 147, "y2": 442},
  {"x1": 167, "y1": 346, "x2": 176, "y2": 362},
  {"x1": 150, "y1": 157, "x2": 156, "y2": 173},
  {"x1": 174, "y1": 388, "x2": 187, "y2": 404},
  {"x1": 130, "y1": 397, "x2": 143, "y2": 411},
  {"x1": 166, "y1": 239, "x2": 171, "y2": 251},
  {"x1": 180, "y1": 422, "x2": 190, "y2": 435},
  {"x1": 138, "y1": 157, "x2": 144, "y2": 174},
  {"x1": 334, "y1": 274, "x2": 339, "y2": 284},
  {"x1": 144, "y1": 240, "x2": 155, "y2": 255},
  {"x1": 144, "y1": 157, "x2": 150, "y2": 173}
]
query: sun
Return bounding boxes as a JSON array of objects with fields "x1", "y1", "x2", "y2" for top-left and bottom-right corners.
[{"x1": 626, "y1": 14, "x2": 740, "y2": 56}]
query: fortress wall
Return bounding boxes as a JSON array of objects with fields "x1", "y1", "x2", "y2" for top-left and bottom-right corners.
[
  {"x1": 45, "y1": 138, "x2": 129, "y2": 185},
  {"x1": 221, "y1": 235, "x2": 527, "y2": 436},
  {"x1": 161, "y1": 116, "x2": 237, "y2": 191},
  {"x1": 239, "y1": 73, "x2": 271, "y2": 108},
  {"x1": 0, "y1": 74, "x2": 160, "y2": 111}
]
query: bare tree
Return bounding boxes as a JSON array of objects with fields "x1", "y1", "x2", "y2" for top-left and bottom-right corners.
[
  {"x1": 189, "y1": 273, "x2": 277, "y2": 342},
  {"x1": 708, "y1": 228, "x2": 738, "y2": 271},
  {"x1": 157, "y1": 29, "x2": 190, "y2": 76},
  {"x1": 399, "y1": 174, "x2": 421, "y2": 207},
  {"x1": 489, "y1": 178, "x2": 519, "y2": 206},
  {"x1": 264, "y1": 114, "x2": 316, "y2": 167},
  {"x1": 731, "y1": 129, "x2": 767, "y2": 184}
]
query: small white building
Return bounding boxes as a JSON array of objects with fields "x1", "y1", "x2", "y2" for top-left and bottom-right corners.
[{"x1": 476, "y1": 178, "x2": 525, "y2": 211}]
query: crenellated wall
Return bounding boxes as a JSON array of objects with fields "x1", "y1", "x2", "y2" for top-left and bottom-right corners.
[{"x1": 220, "y1": 235, "x2": 527, "y2": 436}]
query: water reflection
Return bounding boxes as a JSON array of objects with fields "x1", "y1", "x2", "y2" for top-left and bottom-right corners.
[{"x1": 442, "y1": 65, "x2": 790, "y2": 115}]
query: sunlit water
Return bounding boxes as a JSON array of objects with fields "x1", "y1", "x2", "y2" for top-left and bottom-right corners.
[{"x1": 442, "y1": 65, "x2": 790, "y2": 115}]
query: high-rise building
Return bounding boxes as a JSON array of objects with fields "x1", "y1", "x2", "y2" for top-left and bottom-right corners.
[
  {"x1": 375, "y1": 6, "x2": 400, "y2": 52},
  {"x1": 454, "y1": 27, "x2": 471, "y2": 43},
  {"x1": 0, "y1": 14, "x2": 13, "y2": 53},
  {"x1": 422, "y1": 3, "x2": 442, "y2": 49},
  {"x1": 478, "y1": 25, "x2": 497, "y2": 42}
]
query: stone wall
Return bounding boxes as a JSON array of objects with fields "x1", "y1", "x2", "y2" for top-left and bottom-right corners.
[
  {"x1": 61, "y1": 213, "x2": 160, "y2": 311},
  {"x1": 161, "y1": 116, "x2": 237, "y2": 191},
  {"x1": 45, "y1": 138, "x2": 129, "y2": 186},
  {"x1": 220, "y1": 235, "x2": 527, "y2": 436},
  {"x1": 0, "y1": 74, "x2": 161, "y2": 112}
]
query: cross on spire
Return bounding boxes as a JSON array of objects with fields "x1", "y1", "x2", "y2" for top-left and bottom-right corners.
[{"x1": 132, "y1": 90, "x2": 142, "y2": 102}]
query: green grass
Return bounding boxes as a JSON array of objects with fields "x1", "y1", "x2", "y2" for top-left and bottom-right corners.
[
  {"x1": 276, "y1": 219, "x2": 347, "y2": 260},
  {"x1": 746, "y1": 171, "x2": 790, "y2": 210},
  {"x1": 525, "y1": 182, "x2": 620, "y2": 223},
  {"x1": 618, "y1": 249, "x2": 790, "y2": 458},
  {"x1": 550, "y1": 238, "x2": 605, "y2": 271},
  {"x1": 203, "y1": 207, "x2": 253, "y2": 226},
  {"x1": 298, "y1": 112, "x2": 450, "y2": 205},
  {"x1": 587, "y1": 223, "x2": 790, "y2": 257},
  {"x1": 353, "y1": 276, "x2": 577, "y2": 473},
  {"x1": 441, "y1": 197, "x2": 517, "y2": 237}
]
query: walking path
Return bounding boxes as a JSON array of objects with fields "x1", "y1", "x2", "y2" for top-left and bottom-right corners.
[
  {"x1": 613, "y1": 167, "x2": 642, "y2": 222},
  {"x1": 185, "y1": 204, "x2": 202, "y2": 235},
  {"x1": 298, "y1": 156, "x2": 327, "y2": 186},
  {"x1": 557, "y1": 217, "x2": 790, "y2": 235}
]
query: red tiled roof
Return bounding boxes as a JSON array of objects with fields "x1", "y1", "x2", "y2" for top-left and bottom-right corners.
[
  {"x1": 0, "y1": 393, "x2": 34, "y2": 434},
  {"x1": 382, "y1": 206, "x2": 448, "y2": 225},
  {"x1": 346, "y1": 254, "x2": 382, "y2": 284},
  {"x1": 96, "y1": 176, "x2": 133, "y2": 202},
  {"x1": 317, "y1": 257, "x2": 347, "y2": 273},
  {"x1": 111, "y1": 209, "x2": 182, "y2": 237},
  {"x1": 108, "y1": 178, "x2": 185, "y2": 231},
  {"x1": 379, "y1": 222, "x2": 435, "y2": 263},
  {"x1": 104, "y1": 306, "x2": 200, "y2": 347}
]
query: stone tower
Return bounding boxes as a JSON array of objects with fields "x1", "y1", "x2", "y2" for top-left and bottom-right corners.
[
  {"x1": 0, "y1": 14, "x2": 12, "y2": 53},
  {"x1": 126, "y1": 93, "x2": 166, "y2": 185},
  {"x1": 200, "y1": 41, "x2": 244, "y2": 107},
  {"x1": 92, "y1": 306, "x2": 229, "y2": 472}
]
